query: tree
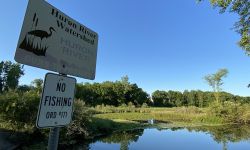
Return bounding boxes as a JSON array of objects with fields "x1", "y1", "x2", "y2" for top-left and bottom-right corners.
[
  {"x1": 128, "y1": 84, "x2": 149, "y2": 106},
  {"x1": 75, "y1": 76, "x2": 150, "y2": 106},
  {"x1": 168, "y1": 90, "x2": 183, "y2": 107},
  {"x1": 0, "y1": 61, "x2": 24, "y2": 91},
  {"x1": 204, "y1": 68, "x2": 228, "y2": 103},
  {"x1": 152, "y1": 90, "x2": 169, "y2": 107},
  {"x1": 187, "y1": 90, "x2": 197, "y2": 106},
  {"x1": 182, "y1": 90, "x2": 189, "y2": 106},
  {"x1": 31, "y1": 78, "x2": 43, "y2": 94},
  {"x1": 17, "y1": 85, "x2": 33, "y2": 92},
  {"x1": 198, "y1": 0, "x2": 250, "y2": 53}
]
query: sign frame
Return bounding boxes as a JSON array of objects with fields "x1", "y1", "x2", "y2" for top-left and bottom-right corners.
[{"x1": 36, "y1": 72, "x2": 76, "y2": 128}]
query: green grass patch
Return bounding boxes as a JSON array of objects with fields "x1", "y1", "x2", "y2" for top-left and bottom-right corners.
[{"x1": 94, "y1": 106, "x2": 225, "y2": 126}]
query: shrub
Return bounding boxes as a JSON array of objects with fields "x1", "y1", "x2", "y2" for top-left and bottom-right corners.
[
  {"x1": 0, "y1": 91, "x2": 40, "y2": 125},
  {"x1": 208, "y1": 101, "x2": 246, "y2": 123},
  {"x1": 60, "y1": 99, "x2": 93, "y2": 144},
  {"x1": 174, "y1": 106, "x2": 202, "y2": 114},
  {"x1": 141, "y1": 103, "x2": 149, "y2": 108}
]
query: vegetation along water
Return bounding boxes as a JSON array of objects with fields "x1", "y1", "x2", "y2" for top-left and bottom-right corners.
[{"x1": 0, "y1": 61, "x2": 249, "y2": 149}]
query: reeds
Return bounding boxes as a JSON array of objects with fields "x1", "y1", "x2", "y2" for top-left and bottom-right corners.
[{"x1": 19, "y1": 34, "x2": 48, "y2": 56}]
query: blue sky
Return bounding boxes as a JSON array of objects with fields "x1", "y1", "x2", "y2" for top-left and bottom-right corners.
[{"x1": 1, "y1": 0, "x2": 250, "y2": 96}]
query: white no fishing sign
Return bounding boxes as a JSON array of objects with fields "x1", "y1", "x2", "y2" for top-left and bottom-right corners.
[{"x1": 36, "y1": 73, "x2": 76, "y2": 128}]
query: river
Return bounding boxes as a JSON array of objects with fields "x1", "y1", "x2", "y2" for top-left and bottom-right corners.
[
  {"x1": 1, "y1": 125, "x2": 250, "y2": 149},
  {"x1": 88, "y1": 125, "x2": 250, "y2": 150}
]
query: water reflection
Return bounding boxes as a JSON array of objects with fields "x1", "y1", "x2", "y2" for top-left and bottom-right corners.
[
  {"x1": 89, "y1": 125, "x2": 250, "y2": 150},
  {"x1": 186, "y1": 125, "x2": 250, "y2": 150},
  {"x1": 97, "y1": 129, "x2": 144, "y2": 150}
]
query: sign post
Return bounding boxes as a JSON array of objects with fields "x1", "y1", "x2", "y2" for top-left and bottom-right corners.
[
  {"x1": 37, "y1": 73, "x2": 76, "y2": 150},
  {"x1": 14, "y1": 0, "x2": 98, "y2": 149},
  {"x1": 48, "y1": 127, "x2": 60, "y2": 150}
]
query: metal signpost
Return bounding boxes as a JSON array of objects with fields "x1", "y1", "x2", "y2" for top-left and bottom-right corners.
[
  {"x1": 15, "y1": 0, "x2": 98, "y2": 149},
  {"x1": 37, "y1": 73, "x2": 76, "y2": 150}
]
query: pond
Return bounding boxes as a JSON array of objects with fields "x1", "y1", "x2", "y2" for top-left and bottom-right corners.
[
  {"x1": 1, "y1": 125, "x2": 250, "y2": 149},
  {"x1": 87, "y1": 125, "x2": 250, "y2": 150}
]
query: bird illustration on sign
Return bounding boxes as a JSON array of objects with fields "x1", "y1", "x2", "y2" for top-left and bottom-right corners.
[{"x1": 19, "y1": 13, "x2": 56, "y2": 56}]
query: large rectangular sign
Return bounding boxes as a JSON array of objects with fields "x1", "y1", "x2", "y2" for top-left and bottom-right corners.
[
  {"x1": 36, "y1": 73, "x2": 76, "y2": 128},
  {"x1": 15, "y1": 0, "x2": 98, "y2": 79}
]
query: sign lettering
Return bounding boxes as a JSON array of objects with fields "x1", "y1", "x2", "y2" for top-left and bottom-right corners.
[
  {"x1": 15, "y1": 0, "x2": 98, "y2": 79},
  {"x1": 36, "y1": 73, "x2": 76, "y2": 128}
]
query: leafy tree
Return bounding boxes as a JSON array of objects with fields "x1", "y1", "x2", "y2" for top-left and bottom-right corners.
[
  {"x1": 182, "y1": 90, "x2": 189, "y2": 106},
  {"x1": 75, "y1": 76, "x2": 150, "y2": 107},
  {"x1": 168, "y1": 90, "x2": 183, "y2": 107},
  {"x1": 198, "y1": 0, "x2": 250, "y2": 53},
  {"x1": 75, "y1": 82, "x2": 101, "y2": 106},
  {"x1": 196, "y1": 90, "x2": 204, "y2": 107},
  {"x1": 187, "y1": 90, "x2": 197, "y2": 106},
  {"x1": 17, "y1": 85, "x2": 33, "y2": 93},
  {"x1": 0, "y1": 61, "x2": 24, "y2": 91},
  {"x1": 152, "y1": 90, "x2": 169, "y2": 107},
  {"x1": 128, "y1": 84, "x2": 149, "y2": 106},
  {"x1": 31, "y1": 78, "x2": 43, "y2": 94},
  {"x1": 204, "y1": 68, "x2": 228, "y2": 103}
]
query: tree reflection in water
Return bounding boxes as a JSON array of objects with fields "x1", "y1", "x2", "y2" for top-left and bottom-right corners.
[
  {"x1": 88, "y1": 125, "x2": 250, "y2": 150},
  {"x1": 99, "y1": 129, "x2": 144, "y2": 150},
  {"x1": 186, "y1": 125, "x2": 250, "y2": 150}
]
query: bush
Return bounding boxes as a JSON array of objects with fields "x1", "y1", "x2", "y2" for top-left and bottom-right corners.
[
  {"x1": 61, "y1": 99, "x2": 92, "y2": 144},
  {"x1": 66, "y1": 100, "x2": 91, "y2": 135},
  {"x1": 175, "y1": 106, "x2": 202, "y2": 114},
  {"x1": 208, "y1": 101, "x2": 246, "y2": 123},
  {"x1": 0, "y1": 91, "x2": 40, "y2": 125},
  {"x1": 141, "y1": 103, "x2": 148, "y2": 108}
]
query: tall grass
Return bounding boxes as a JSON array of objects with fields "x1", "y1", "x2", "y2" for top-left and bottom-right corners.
[{"x1": 93, "y1": 105, "x2": 250, "y2": 125}]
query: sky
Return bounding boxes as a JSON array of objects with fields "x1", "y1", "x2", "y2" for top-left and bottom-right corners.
[{"x1": 1, "y1": 0, "x2": 250, "y2": 96}]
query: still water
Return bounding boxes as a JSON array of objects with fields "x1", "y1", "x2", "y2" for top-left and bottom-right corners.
[{"x1": 89, "y1": 125, "x2": 250, "y2": 150}]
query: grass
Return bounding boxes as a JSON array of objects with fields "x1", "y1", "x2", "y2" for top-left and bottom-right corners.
[
  {"x1": 1, "y1": 104, "x2": 249, "y2": 149},
  {"x1": 93, "y1": 106, "x2": 226, "y2": 127}
]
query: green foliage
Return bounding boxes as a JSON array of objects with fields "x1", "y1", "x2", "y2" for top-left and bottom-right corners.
[
  {"x1": 152, "y1": 87, "x2": 250, "y2": 108},
  {"x1": 198, "y1": 0, "x2": 250, "y2": 52},
  {"x1": 204, "y1": 68, "x2": 228, "y2": 103},
  {"x1": 152, "y1": 90, "x2": 169, "y2": 107},
  {"x1": 208, "y1": 101, "x2": 248, "y2": 123},
  {"x1": 0, "y1": 91, "x2": 40, "y2": 125},
  {"x1": 60, "y1": 100, "x2": 92, "y2": 144},
  {"x1": 61, "y1": 99, "x2": 145, "y2": 145},
  {"x1": 100, "y1": 129, "x2": 143, "y2": 146},
  {"x1": 31, "y1": 78, "x2": 43, "y2": 94},
  {"x1": 94, "y1": 106, "x2": 225, "y2": 125},
  {"x1": 152, "y1": 90, "x2": 218, "y2": 107},
  {"x1": 91, "y1": 104, "x2": 150, "y2": 114},
  {"x1": 75, "y1": 76, "x2": 150, "y2": 107},
  {"x1": 17, "y1": 85, "x2": 34, "y2": 93},
  {"x1": 141, "y1": 103, "x2": 149, "y2": 108},
  {"x1": 0, "y1": 61, "x2": 24, "y2": 92}
]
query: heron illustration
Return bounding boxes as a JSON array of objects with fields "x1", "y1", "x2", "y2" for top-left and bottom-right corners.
[
  {"x1": 19, "y1": 25, "x2": 56, "y2": 56},
  {"x1": 19, "y1": 13, "x2": 56, "y2": 56},
  {"x1": 27, "y1": 27, "x2": 56, "y2": 40}
]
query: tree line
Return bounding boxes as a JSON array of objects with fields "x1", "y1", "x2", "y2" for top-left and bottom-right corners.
[
  {"x1": 75, "y1": 76, "x2": 151, "y2": 107},
  {"x1": 1, "y1": 61, "x2": 249, "y2": 108},
  {"x1": 152, "y1": 90, "x2": 250, "y2": 107}
]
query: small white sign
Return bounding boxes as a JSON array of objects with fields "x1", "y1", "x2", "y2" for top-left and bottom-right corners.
[
  {"x1": 36, "y1": 73, "x2": 76, "y2": 128},
  {"x1": 15, "y1": 0, "x2": 98, "y2": 79}
]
